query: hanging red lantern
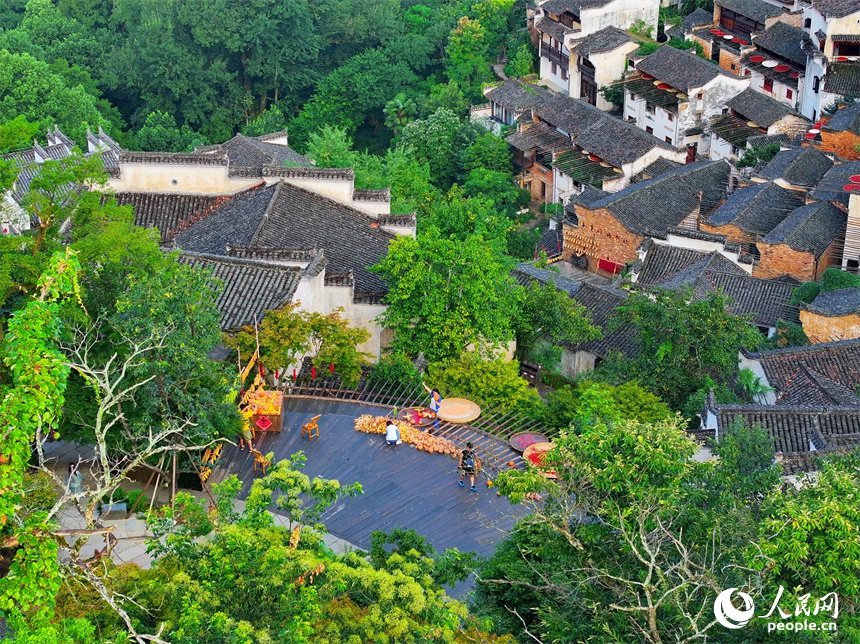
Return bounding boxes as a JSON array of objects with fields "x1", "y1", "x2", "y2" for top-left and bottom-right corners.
[
  {"x1": 311, "y1": 366, "x2": 317, "y2": 379},
  {"x1": 292, "y1": 368, "x2": 297, "y2": 381},
  {"x1": 258, "y1": 362, "x2": 264, "y2": 377},
  {"x1": 274, "y1": 369, "x2": 279, "y2": 379},
  {"x1": 329, "y1": 362, "x2": 334, "y2": 375}
]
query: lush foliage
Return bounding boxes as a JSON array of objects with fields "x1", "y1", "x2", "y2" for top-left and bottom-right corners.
[
  {"x1": 737, "y1": 142, "x2": 781, "y2": 169},
  {"x1": 543, "y1": 380, "x2": 673, "y2": 429},
  {"x1": 426, "y1": 352, "x2": 542, "y2": 415},
  {"x1": 791, "y1": 267, "x2": 860, "y2": 304}
]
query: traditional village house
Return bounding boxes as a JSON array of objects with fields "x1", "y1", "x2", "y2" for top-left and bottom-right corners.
[
  {"x1": 563, "y1": 159, "x2": 731, "y2": 275},
  {"x1": 741, "y1": 22, "x2": 812, "y2": 107},
  {"x1": 533, "y1": 0, "x2": 660, "y2": 94},
  {"x1": 709, "y1": 88, "x2": 809, "y2": 162},
  {"x1": 700, "y1": 180, "x2": 806, "y2": 259},
  {"x1": 800, "y1": 286, "x2": 860, "y2": 341},
  {"x1": 479, "y1": 81, "x2": 555, "y2": 134},
  {"x1": 568, "y1": 27, "x2": 639, "y2": 109},
  {"x1": 819, "y1": 101, "x2": 860, "y2": 159},
  {"x1": 755, "y1": 200, "x2": 847, "y2": 281},
  {"x1": 799, "y1": 0, "x2": 860, "y2": 122},
  {"x1": 623, "y1": 45, "x2": 749, "y2": 159},
  {"x1": 753, "y1": 145, "x2": 834, "y2": 190},
  {"x1": 665, "y1": 8, "x2": 713, "y2": 42},
  {"x1": 629, "y1": 237, "x2": 801, "y2": 337},
  {"x1": 688, "y1": 0, "x2": 789, "y2": 74},
  {"x1": 535, "y1": 92, "x2": 688, "y2": 200}
]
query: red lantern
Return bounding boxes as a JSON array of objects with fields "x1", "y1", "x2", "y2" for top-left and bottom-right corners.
[
  {"x1": 311, "y1": 366, "x2": 317, "y2": 379},
  {"x1": 329, "y1": 362, "x2": 334, "y2": 375},
  {"x1": 292, "y1": 368, "x2": 297, "y2": 381},
  {"x1": 258, "y1": 362, "x2": 264, "y2": 377},
  {"x1": 274, "y1": 369, "x2": 279, "y2": 379}
]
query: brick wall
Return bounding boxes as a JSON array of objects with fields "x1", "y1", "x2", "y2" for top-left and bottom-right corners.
[
  {"x1": 565, "y1": 206, "x2": 643, "y2": 273},
  {"x1": 522, "y1": 163, "x2": 554, "y2": 203},
  {"x1": 719, "y1": 49, "x2": 740, "y2": 75},
  {"x1": 754, "y1": 242, "x2": 816, "y2": 281},
  {"x1": 800, "y1": 310, "x2": 860, "y2": 343},
  {"x1": 700, "y1": 221, "x2": 758, "y2": 249}
]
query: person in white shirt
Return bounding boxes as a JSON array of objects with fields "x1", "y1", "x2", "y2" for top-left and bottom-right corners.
[{"x1": 386, "y1": 422, "x2": 402, "y2": 445}]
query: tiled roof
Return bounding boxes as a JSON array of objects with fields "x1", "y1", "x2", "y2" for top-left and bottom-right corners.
[
  {"x1": 777, "y1": 367, "x2": 860, "y2": 405},
  {"x1": 704, "y1": 270, "x2": 800, "y2": 326},
  {"x1": 636, "y1": 44, "x2": 737, "y2": 93},
  {"x1": 505, "y1": 122, "x2": 571, "y2": 152},
  {"x1": 746, "y1": 337, "x2": 860, "y2": 392},
  {"x1": 711, "y1": 114, "x2": 767, "y2": 148},
  {"x1": 631, "y1": 157, "x2": 682, "y2": 183},
  {"x1": 684, "y1": 7, "x2": 714, "y2": 32},
  {"x1": 811, "y1": 160, "x2": 860, "y2": 205},
  {"x1": 534, "y1": 16, "x2": 571, "y2": 41},
  {"x1": 760, "y1": 201, "x2": 846, "y2": 257},
  {"x1": 195, "y1": 133, "x2": 308, "y2": 168},
  {"x1": 756, "y1": 146, "x2": 833, "y2": 187},
  {"x1": 539, "y1": 227, "x2": 564, "y2": 257},
  {"x1": 751, "y1": 22, "x2": 812, "y2": 68},
  {"x1": 636, "y1": 245, "x2": 744, "y2": 287},
  {"x1": 115, "y1": 192, "x2": 238, "y2": 242},
  {"x1": 812, "y1": 0, "x2": 860, "y2": 18},
  {"x1": 538, "y1": 99, "x2": 675, "y2": 169},
  {"x1": 823, "y1": 64, "x2": 860, "y2": 97},
  {"x1": 740, "y1": 52, "x2": 801, "y2": 89},
  {"x1": 705, "y1": 182, "x2": 805, "y2": 236},
  {"x1": 119, "y1": 151, "x2": 229, "y2": 166},
  {"x1": 484, "y1": 80, "x2": 555, "y2": 113},
  {"x1": 726, "y1": 88, "x2": 796, "y2": 128},
  {"x1": 746, "y1": 132, "x2": 792, "y2": 147},
  {"x1": 176, "y1": 251, "x2": 302, "y2": 331},
  {"x1": 541, "y1": 0, "x2": 615, "y2": 12},
  {"x1": 353, "y1": 189, "x2": 391, "y2": 202},
  {"x1": 511, "y1": 262, "x2": 584, "y2": 296},
  {"x1": 715, "y1": 0, "x2": 785, "y2": 23},
  {"x1": 823, "y1": 102, "x2": 860, "y2": 133},
  {"x1": 571, "y1": 283, "x2": 640, "y2": 358},
  {"x1": 805, "y1": 286, "x2": 860, "y2": 316},
  {"x1": 585, "y1": 160, "x2": 730, "y2": 237},
  {"x1": 569, "y1": 27, "x2": 633, "y2": 57},
  {"x1": 174, "y1": 181, "x2": 394, "y2": 295}
]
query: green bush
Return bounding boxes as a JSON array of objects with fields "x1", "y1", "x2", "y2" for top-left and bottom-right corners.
[
  {"x1": 790, "y1": 281, "x2": 822, "y2": 304},
  {"x1": 821, "y1": 267, "x2": 860, "y2": 292},
  {"x1": 426, "y1": 353, "x2": 542, "y2": 415},
  {"x1": 370, "y1": 351, "x2": 422, "y2": 387},
  {"x1": 543, "y1": 381, "x2": 672, "y2": 429}
]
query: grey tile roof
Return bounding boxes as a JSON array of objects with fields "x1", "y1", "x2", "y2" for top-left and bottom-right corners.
[
  {"x1": 716, "y1": 0, "x2": 785, "y2": 23},
  {"x1": 195, "y1": 133, "x2": 308, "y2": 168},
  {"x1": 811, "y1": 160, "x2": 860, "y2": 205},
  {"x1": 823, "y1": 64, "x2": 860, "y2": 97},
  {"x1": 571, "y1": 283, "x2": 640, "y2": 358},
  {"x1": 812, "y1": 0, "x2": 860, "y2": 18},
  {"x1": 512, "y1": 262, "x2": 584, "y2": 296},
  {"x1": 569, "y1": 27, "x2": 633, "y2": 57},
  {"x1": 505, "y1": 122, "x2": 571, "y2": 152},
  {"x1": 175, "y1": 181, "x2": 394, "y2": 295},
  {"x1": 705, "y1": 182, "x2": 806, "y2": 235},
  {"x1": 823, "y1": 102, "x2": 860, "y2": 133},
  {"x1": 534, "y1": 16, "x2": 571, "y2": 41},
  {"x1": 636, "y1": 43, "x2": 737, "y2": 93},
  {"x1": 541, "y1": 0, "x2": 615, "y2": 13},
  {"x1": 710, "y1": 113, "x2": 767, "y2": 148},
  {"x1": 776, "y1": 366, "x2": 860, "y2": 405},
  {"x1": 751, "y1": 22, "x2": 812, "y2": 68},
  {"x1": 115, "y1": 192, "x2": 236, "y2": 242},
  {"x1": 727, "y1": 88, "x2": 797, "y2": 128},
  {"x1": 635, "y1": 245, "x2": 744, "y2": 287},
  {"x1": 704, "y1": 270, "x2": 800, "y2": 326},
  {"x1": 746, "y1": 337, "x2": 860, "y2": 392},
  {"x1": 536, "y1": 94, "x2": 676, "y2": 168},
  {"x1": 684, "y1": 7, "x2": 714, "y2": 33},
  {"x1": 760, "y1": 201, "x2": 846, "y2": 257},
  {"x1": 585, "y1": 160, "x2": 731, "y2": 237},
  {"x1": 756, "y1": 146, "x2": 833, "y2": 187},
  {"x1": 176, "y1": 251, "x2": 302, "y2": 331},
  {"x1": 805, "y1": 286, "x2": 860, "y2": 316},
  {"x1": 632, "y1": 157, "x2": 682, "y2": 183},
  {"x1": 485, "y1": 81, "x2": 555, "y2": 114},
  {"x1": 539, "y1": 227, "x2": 564, "y2": 257},
  {"x1": 746, "y1": 132, "x2": 793, "y2": 147}
]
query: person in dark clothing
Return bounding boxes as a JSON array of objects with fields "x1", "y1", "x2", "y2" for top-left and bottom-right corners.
[{"x1": 459, "y1": 442, "x2": 478, "y2": 491}]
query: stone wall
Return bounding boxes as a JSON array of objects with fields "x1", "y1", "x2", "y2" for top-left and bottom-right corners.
[
  {"x1": 800, "y1": 309, "x2": 860, "y2": 343},
  {"x1": 753, "y1": 241, "x2": 841, "y2": 282},
  {"x1": 565, "y1": 206, "x2": 643, "y2": 272}
]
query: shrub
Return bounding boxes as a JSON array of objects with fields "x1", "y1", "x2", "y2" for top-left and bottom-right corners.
[{"x1": 370, "y1": 351, "x2": 422, "y2": 387}]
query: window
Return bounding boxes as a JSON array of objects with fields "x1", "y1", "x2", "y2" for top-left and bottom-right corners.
[
  {"x1": 722, "y1": 107, "x2": 729, "y2": 114},
  {"x1": 786, "y1": 88, "x2": 793, "y2": 100},
  {"x1": 665, "y1": 136, "x2": 673, "y2": 144},
  {"x1": 561, "y1": 66, "x2": 568, "y2": 81},
  {"x1": 646, "y1": 125, "x2": 654, "y2": 134},
  {"x1": 731, "y1": 145, "x2": 741, "y2": 156},
  {"x1": 627, "y1": 115, "x2": 636, "y2": 122},
  {"x1": 731, "y1": 63, "x2": 737, "y2": 70},
  {"x1": 847, "y1": 258, "x2": 859, "y2": 272},
  {"x1": 551, "y1": 61, "x2": 557, "y2": 75},
  {"x1": 744, "y1": 68, "x2": 751, "y2": 76},
  {"x1": 645, "y1": 101, "x2": 656, "y2": 114},
  {"x1": 697, "y1": 93, "x2": 703, "y2": 99},
  {"x1": 804, "y1": 18, "x2": 811, "y2": 28},
  {"x1": 720, "y1": 9, "x2": 764, "y2": 35},
  {"x1": 763, "y1": 77, "x2": 773, "y2": 92},
  {"x1": 835, "y1": 42, "x2": 860, "y2": 56},
  {"x1": 668, "y1": 112, "x2": 674, "y2": 122},
  {"x1": 813, "y1": 76, "x2": 820, "y2": 93}
]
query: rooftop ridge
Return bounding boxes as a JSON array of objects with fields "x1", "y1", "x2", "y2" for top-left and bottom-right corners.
[
  {"x1": 176, "y1": 249, "x2": 305, "y2": 273},
  {"x1": 262, "y1": 165, "x2": 354, "y2": 180},
  {"x1": 353, "y1": 188, "x2": 391, "y2": 202},
  {"x1": 119, "y1": 151, "x2": 229, "y2": 166}
]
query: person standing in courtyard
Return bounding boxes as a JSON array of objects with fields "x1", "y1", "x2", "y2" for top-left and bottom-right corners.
[
  {"x1": 423, "y1": 382, "x2": 442, "y2": 429},
  {"x1": 459, "y1": 442, "x2": 478, "y2": 491},
  {"x1": 238, "y1": 403, "x2": 256, "y2": 451}
]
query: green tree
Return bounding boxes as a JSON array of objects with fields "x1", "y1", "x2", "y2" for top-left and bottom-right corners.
[
  {"x1": 599, "y1": 288, "x2": 763, "y2": 410},
  {"x1": 737, "y1": 142, "x2": 780, "y2": 168},
  {"x1": 305, "y1": 125, "x2": 358, "y2": 168},
  {"x1": 445, "y1": 16, "x2": 493, "y2": 99},
  {"x1": 462, "y1": 131, "x2": 513, "y2": 174},
  {"x1": 505, "y1": 43, "x2": 534, "y2": 78},
  {"x1": 398, "y1": 107, "x2": 478, "y2": 188},
  {"x1": 136, "y1": 111, "x2": 206, "y2": 152},
  {"x1": 513, "y1": 279, "x2": 600, "y2": 362},
  {"x1": 383, "y1": 92, "x2": 418, "y2": 134},
  {"x1": 426, "y1": 352, "x2": 543, "y2": 415},
  {"x1": 543, "y1": 381, "x2": 672, "y2": 429},
  {"x1": 372, "y1": 228, "x2": 518, "y2": 362},
  {"x1": 241, "y1": 104, "x2": 287, "y2": 137},
  {"x1": 0, "y1": 115, "x2": 40, "y2": 154}
]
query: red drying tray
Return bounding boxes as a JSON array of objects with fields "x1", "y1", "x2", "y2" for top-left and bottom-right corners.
[
  {"x1": 641, "y1": 73, "x2": 654, "y2": 80},
  {"x1": 732, "y1": 38, "x2": 742, "y2": 43},
  {"x1": 710, "y1": 29, "x2": 721, "y2": 34},
  {"x1": 849, "y1": 175, "x2": 860, "y2": 183},
  {"x1": 774, "y1": 64, "x2": 791, "y2": 72},
  {"x1": 791, "y1": 71, "x2": 800, "y2": 78},
  {"x1": 510, "y1": 431, "x2": 550, "y2": 452},
  {"x1": 749, "y1": 55, "x2": 765, "y2": 63},
  {"x1": 844, "y1": 184, "x2": 860, "y2": 191},
  {"x1": 657, "y1": 82, "x2": 673, "y2": 90},
  {"x1": 588, "y1": 154, "x2": 602, "y2": 162}
]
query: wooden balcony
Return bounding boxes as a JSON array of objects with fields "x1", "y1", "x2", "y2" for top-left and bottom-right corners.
[{"x1": 541, "y1": 46, "x2": 570, "y2": 70}]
